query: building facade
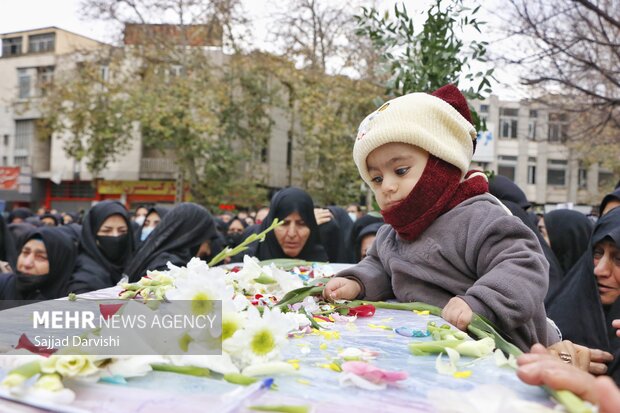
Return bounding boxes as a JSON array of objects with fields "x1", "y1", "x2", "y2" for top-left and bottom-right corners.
[
  {"x1": 471, "y1": 95, "x2": 613, "y2": 213},
  {"x1": 0, "y1": 26, "x2": 295, "y2": 214}
]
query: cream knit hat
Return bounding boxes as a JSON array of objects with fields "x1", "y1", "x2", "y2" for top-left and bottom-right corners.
[{"x1": 353, "y1": 84, "x2": 477, "y2": 184}]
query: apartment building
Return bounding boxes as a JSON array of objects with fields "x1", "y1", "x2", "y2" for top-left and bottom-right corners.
[
  {"x1": 0, "y1": 26, "x2": 295, "y2": 213},
  {"x1": 471, "y1": 95, "x2": 613, "y2": 213}
]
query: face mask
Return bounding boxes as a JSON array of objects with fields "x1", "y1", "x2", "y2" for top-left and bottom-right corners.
[
  {"x1": 16, "y1": 273, "x2": 50, "y2": 294},
  {"x1": 226, "y1": 233, "x2": 243, "y2": 248},
  {"x1": 96, "y1": 233, "x2": 130, "y2": 264},
  {"x1": 140, "y1": 226, "x2": 154, "y2": 242},
  {"x1": 134, "y1": 215, "x2": 146, "y2": 227},
  {"x1": 348, "y1": 212, "x2": 357, "y2": 222}
]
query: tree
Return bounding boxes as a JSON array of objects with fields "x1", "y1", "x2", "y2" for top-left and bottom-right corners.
[
  {"x1": 39, "y1": 48, "x2": 136, "y2": 179},
  {"x1": 355, "y1": 0, "x2": 495, "y2": 130},
  {"x1": 502, "y1": 0, "x2": 620, "y2": 182}
]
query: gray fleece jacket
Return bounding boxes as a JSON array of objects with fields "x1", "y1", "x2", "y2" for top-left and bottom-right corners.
[{"x1": 337, "y1": 193, "x2": 559, "y2": 351}]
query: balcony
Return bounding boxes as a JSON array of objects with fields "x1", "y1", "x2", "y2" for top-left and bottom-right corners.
[{"x1": 140, "y1": 157, "x2": 178, "y2": 180}]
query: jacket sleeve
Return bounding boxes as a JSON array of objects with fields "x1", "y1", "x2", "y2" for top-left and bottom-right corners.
[
  {"x1": 335, "y1": 226, "x2": 395, "y2": 301},
  {"x1": 458, "y1": 208, "x2": 549, "y2": 331}
]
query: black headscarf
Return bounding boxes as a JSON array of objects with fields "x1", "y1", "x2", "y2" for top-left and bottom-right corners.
[
  {"x1": 249, "y1": 187, "x2": 327, "y2": 262},
  {"x1": 545, "y1": 209, "x2": 594, "y2": 274},
  {"x1": 354, "y1": 221, "x2": 384, "y2": 263},
  {"x1": 600, "y1": 187, "x2": 620, "y2": 216},
  {"x1": 327, "y1": 206, "x2": 355, "y2": 263},
  {"x1": 7, "y1": 208, "x2": 34, "y2": 224},
  {"x1": 547, "y1": 207, "x2": 620, "y2": 384},
  {"x1": 69, "y1": 201, "x2": 134, "y2": 293},
  {"x1": 134, "y1": 206, "x2": 170, "y2": 250},
  {"x1": 350, "y1": 213, "x2": 384, "y2": 253},
  {"x1": 125, "y1": 203, "x2": 217, "y2": 282},
  {"x1": 0, "y1": 227, "x2": 76, "y2": 300},
  {"x1": 488, "y1": 175, "x2": 531, "y2": 210},
  {"x1": 0, "y1": 216, "x2": 16, "y2": 267},
  {"x1": 499, "y1": 200, "x2": 565, "y2": 303}
]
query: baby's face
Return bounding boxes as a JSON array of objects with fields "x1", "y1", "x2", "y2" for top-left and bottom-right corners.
[{"x1": 366, "y1": 142, "x2": 429, "y2": 211}]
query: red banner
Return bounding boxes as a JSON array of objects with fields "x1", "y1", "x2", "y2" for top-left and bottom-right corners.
[{"x1": 0, "y1": 167, "x2": 19, "y2": 190}]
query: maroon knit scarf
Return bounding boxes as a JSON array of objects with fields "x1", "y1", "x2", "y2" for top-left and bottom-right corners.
[{"x1": 381, "y1": 155, "x2": 488, "y2": 241}]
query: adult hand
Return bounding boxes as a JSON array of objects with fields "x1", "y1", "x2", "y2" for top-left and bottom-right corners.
[
  {"x1": 314, "y1": 208, "x2": 333, "y2": 226},
  {"x1": 547, "y1": 340, "x2": 612, "y2": 374},
  {"x1": 518, "y1": 343, "x2": 620, "y2": 413},
  {"x1": 441, "y1": 297, "x2": 472, "y2": 331},
  {"x1": 613, "y1": 319, "x2": 620, "y2": 337}
]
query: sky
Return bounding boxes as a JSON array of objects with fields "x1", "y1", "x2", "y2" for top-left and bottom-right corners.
[{"x1": 0, "y1": 0, "x2": 525, "y2": 99}]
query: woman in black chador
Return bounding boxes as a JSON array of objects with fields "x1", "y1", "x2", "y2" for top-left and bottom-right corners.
[
  {"x1": 125, "y1": 202, "x2": 217, "y2": 282},
  {"x1": 69, "y1": 201, "x2": 134, "y2": 293},
  {"x1": 0, "y1": 227, "x2": 76, "y2": 300}
]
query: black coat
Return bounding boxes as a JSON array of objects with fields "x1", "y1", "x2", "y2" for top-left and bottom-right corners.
[
  {"x1": 69, "y1": 201, "x2": 134, "y2": 294},
  {"x1": 0, "y1": 227, "x2": 76, "y2": 300},
  {"x1": 125, "y1": 203, "x2": 216, "y2": 282},
  {"x1": 547, "y1": 207, "x2": 620, "y2": 384}
]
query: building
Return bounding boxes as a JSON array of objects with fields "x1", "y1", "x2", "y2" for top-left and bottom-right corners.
[
  {"x1": 471, "y1": 95, "x2": 614, "y2": 213},
  {"x1": 0, "y1": 26, "x2": 295, "y2": 214}
]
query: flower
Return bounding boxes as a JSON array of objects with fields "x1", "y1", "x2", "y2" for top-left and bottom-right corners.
[
  {"x1": 225, "y1": 306, "x2": 296, "y2": 368},
  {"x1": 347, "y1": 304, "x2": 376, "y2": 317},
  {"x1": 454, "y1": 337, "x2": 495, "y2": 358},
  {"x1": 435, "y1": 347, "x2": 460, "y2": 375},
  {"x1": 339, "y1": 361, "x2": 408, "y2": 390},
  {"x1": 40, "y1": 355, "x2": 99, "y2": 379},
  {"x1": 34, "y1": 373, "x2": 64, "y2": 392}
]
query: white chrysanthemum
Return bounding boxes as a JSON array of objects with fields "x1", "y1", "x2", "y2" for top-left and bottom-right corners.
[
  {"x1": 224, "y1": 306, "x2": 296, "y2": 368},
  {"x1": 228, "y1": 256, "x2": 266, "y2": 293},
  {"x1": 168, "y1": 350, "x2": 240, "y2": 375},
  {"x1": 99, "y1": 356, "x2": 167, "y2": 378}
]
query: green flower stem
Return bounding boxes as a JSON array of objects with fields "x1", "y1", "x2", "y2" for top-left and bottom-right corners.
[
  {"x1": 223, "y1": 373, "x2": 259, "y2": 385},
  {"x1": 409, "y1": 339, "x2": 463, "y2": 356},
  {"x1": 150, "y1": 364, "x2": 211, "y2": 377},
  {"x1": 2, "y1": 361, "x2": 42, "y2": 385},
  {"x1": 208, "y1": 219, "x2": 283, "y2": 267}
]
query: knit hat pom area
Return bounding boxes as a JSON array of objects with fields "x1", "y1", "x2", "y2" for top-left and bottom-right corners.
[{"x1": 353, "y1": 84, "x2": 477, "y2": 184}]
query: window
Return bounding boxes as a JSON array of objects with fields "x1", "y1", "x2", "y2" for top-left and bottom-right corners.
[
  {"x1": 100, "y1": 65, "x2": 110, "y2": 82},
  {"x1": 2, "y1": 36, "x2": 22, "y2": 57},
  {"x1": 499, "y1": 107, "x2": 519, "y2": 139},
  {"x1": 28, "y1": 33, "x2": 55, "y2": 53},
  {"x1": 37, "y1": 66, "x2": 54, "y2": 96},
  {"x1": 578, "y1": 168, "x2": 588, "y2": 189},
  {"x1": 548, "y1": 112, "x2": 568, "y2": 143},
  {"x1": 2, "y1": 156, "x2": 7, "y2": 166},
  {"x1": 14, "y1": 120, "x2": 34, "y2": 165},
  {"x1": 527, "y1": 157, "x2": 536, "y2": 184},
  {"x1": 480, "y1": 104, "x2": 489, "y2": 113},
  {"x1": 3, "y1": 134, "x2": 8, "y2": 146},
  {"x1": 286, "y1": 131, "x2": 292, "y2": 167},
  {"x1": 547, "y1": 159, "x2": 567, "y2": 186},
  {"x1": 14, "y1": 156, "x2": 29, "y2": 167},
  {"x1": 529, "y1": 109, "x2": 538, "y2": 118},
  {"x1": 527, "y1": 120, "x2": 537, "y2": 140},
  {"x1": 18, "y1": 68, "x2": 31, "y2": 99},
  {"x1": 599, "y1": 171, "x2": 614, "y2": 188},
  {"x1": 497, "y1": 155, "x2": 517, "y2": 181}
]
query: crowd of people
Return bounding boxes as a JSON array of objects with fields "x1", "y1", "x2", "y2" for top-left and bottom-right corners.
[{"x1": 1, "y1": 84, "x2": 620, "y2": 409}]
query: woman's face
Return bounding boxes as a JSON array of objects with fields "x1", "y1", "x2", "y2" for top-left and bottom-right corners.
[
  {"x1": 144, "y1": 212, "x2": 161, "y2": 229},
  {"x1": 593, "y1": 239, "x2": 620, "y2": 305},
  {"x1": 17, "y1": 239, "x2": 49, "y2": 276},
  {"x1": 227, "y1": 219, "x2": 245, "y2": 235},
  {"x1": 360, "y1": 234, "x2": 376, "y2": 260},
  {"x1": 97, "y1": 215, "x2": 128, "y2": 237},
  {"x1": 274, "y1": 211, "x2": 310, "y2": 258}
]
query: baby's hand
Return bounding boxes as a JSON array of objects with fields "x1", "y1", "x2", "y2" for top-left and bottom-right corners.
[
  {"x1": 323, "y1": 278, "x2": 361, "y2": 302},
  {"x1": 441, "y1": 297, "x2": 473, "y2": 331}
]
